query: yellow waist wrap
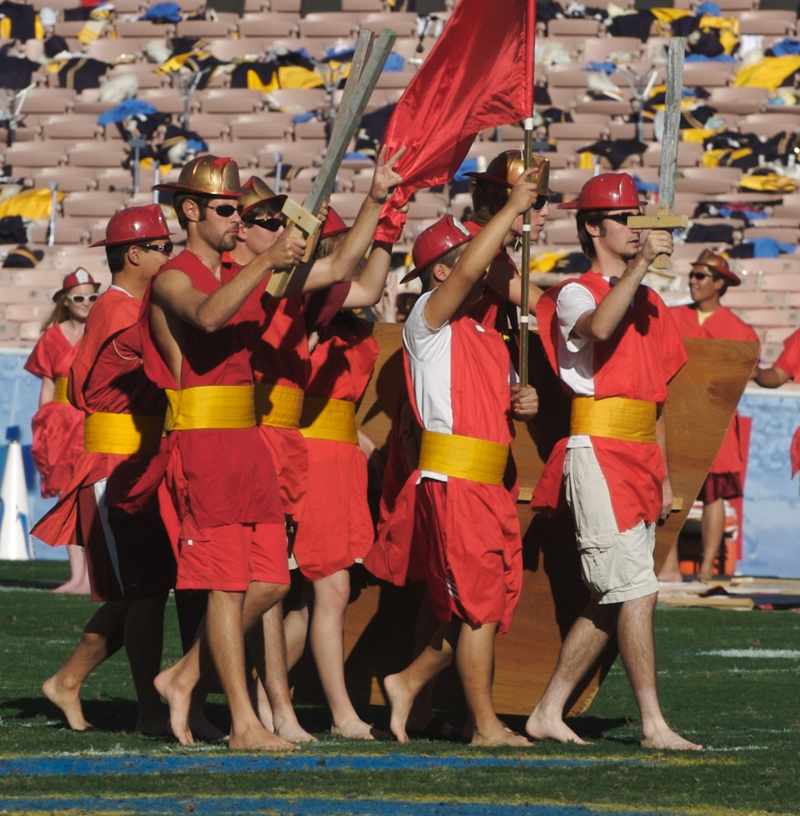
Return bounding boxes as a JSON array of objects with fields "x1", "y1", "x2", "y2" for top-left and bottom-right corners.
[
  {"x1": 418, "y1": 430, "x2": 509, "y2": 486},
  {"x1": 570, "y1": 396, "x2": 657, "y2": 444},
  {"x1": 84, "y1": 413, "x2": 163, "y2": 456},
  {"x1": 254, "y1": 382, "x2": 304, "y2": 430},
  {"x1": 164, "y1": 385, "x2": 255, "y2": 432},
  {"x1": 53, "y1": 377, "x2": 69, "y2": 404},
  {"x1": 299, "y1": 396, "x2": 358, "y2": 445}
]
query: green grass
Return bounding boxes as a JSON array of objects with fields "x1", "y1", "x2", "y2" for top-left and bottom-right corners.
[{"x1": 1, "y1": 561, "x2": 800, "y2": 814}]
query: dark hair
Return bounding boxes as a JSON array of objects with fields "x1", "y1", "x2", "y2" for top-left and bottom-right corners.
[
  {"x1": 106, "y1": 243, "x2": 128, "y2": 274},
  {"x1": 576, "y1": 209, "x2": 610, "y2": 259},
  {"x1": 714, "y1": 274, "x2": 729, "y2": 298},
  {"x1": 314, "y1": 231, "x2": 347, "y2": 261},
  {"x1": 417, "y1": 244, "x2": 468, "y2": 292},
  {"x1": 471, "y1": 180, "x2": 510, "y2": 227},
  {"x1": 174, "y1": 194, "x2": 208, "y2": 231}
]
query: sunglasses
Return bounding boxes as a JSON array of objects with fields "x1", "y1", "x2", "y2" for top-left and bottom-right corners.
[
  {"x1": 533, "y1": 195, "x2": 549, "y2": 212},
  {"x1": 139, "y1": 241, "x2": 174, "y2": 255},
  {"x1": 66, "y1": 293, "x2": 98, "y2": 304},
  {"x1": 603, "y1": 212, "x2": 640, "y2": 226},
  {"x1": 250, "y1": 217, "x2": 285, "y2": 232},
  {"x1": 688, "y1": 270, "x2": 715, "y2": 281},
  {"x1": 207, "y1": 203, "x2": 243, "y2": 218}
]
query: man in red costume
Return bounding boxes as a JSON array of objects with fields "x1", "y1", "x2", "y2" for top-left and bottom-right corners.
[
  {"x1": 374, "y1": 170, "x2": 540, "y2": 747},
  {"x1": 660, "y1": 250, "x2": 758, "y2": 583},
  {"x1": 528, "y1": 173, "x2": 701, "y2": 751},
  {"x1": 143, "y1": 152, "x2": 403, "y2": 749},
  {"x1": 34, "y1": 205, "x2": 178, "y2": 734}
]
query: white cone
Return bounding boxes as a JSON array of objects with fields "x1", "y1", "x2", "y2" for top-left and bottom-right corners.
[{"x1": 0, "y1": 438, "x2": 32, "y2": 560}]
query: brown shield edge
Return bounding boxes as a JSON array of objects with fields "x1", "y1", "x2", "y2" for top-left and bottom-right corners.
[{"x1": 289, "y1": 325, "x2": 760, "y2": 717}]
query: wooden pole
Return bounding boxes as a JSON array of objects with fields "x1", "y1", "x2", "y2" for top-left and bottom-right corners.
[{"x1": 519, "y1": 117, "x2": 534, "y2": 388}]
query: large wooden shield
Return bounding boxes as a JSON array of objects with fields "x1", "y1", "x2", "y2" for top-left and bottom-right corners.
[{"x1": 290, "y1": 325, "x2": 759, "y2": 716}]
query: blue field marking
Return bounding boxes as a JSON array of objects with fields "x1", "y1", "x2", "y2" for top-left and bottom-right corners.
[
  {"x1": 0, "y1": 795, "x2": 690, "y2": 816},
  {"x1": 0, "y1": 753, "x2": 647, "y2": 777}
]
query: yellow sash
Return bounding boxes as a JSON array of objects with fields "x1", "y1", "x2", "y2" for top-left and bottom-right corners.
[
  {"x1": 53, "y1": 377, "x2": 69, "y2": 404},
  {"x1": 84, "y1": 413, "x2": 163, "y2": 456},
  {"x1": 570, "y1": 396, "x2": 657, "y2": 444},
  {"x1": 418, "y1": 430, "x2": 508, "y2": 486},
  {"x1": 164, "y1": 385, "x2": 255, "y2": 432},
  {"x1": 299, "y1": 397, "x2": 358, "y2": 445},
  {"x1": 254, "y1": 382, "x2": 304, "y2": 430}
]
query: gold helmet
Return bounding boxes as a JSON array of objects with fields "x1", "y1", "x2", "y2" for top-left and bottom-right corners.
[
  {"x1": 154, "y1": 155, "x2": 242, "y2": 198},
  {"x1": 240, "y1": 176, "x2": 287, "y2": 220},
  {"x1": 465, "y1": 150, "x2": 550, "y2": 197},
  {"x1": 692, "y1": 248, "x2": 740, "y2": 286}
]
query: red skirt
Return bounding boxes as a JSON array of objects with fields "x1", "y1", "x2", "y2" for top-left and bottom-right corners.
[
  {"x1": 698, "y1": 472, "x2": 743, "y2": 504},
  {"x1": 257, "y1": 425, "x2": 308, "y2": 522},
  {"x1": 31, "y1": 401, "x2": 84, "y2": 498}
]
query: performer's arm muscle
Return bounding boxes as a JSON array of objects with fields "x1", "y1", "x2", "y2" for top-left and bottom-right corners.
[
  {"x1": 342, "y1": 242, "x2": 394, "y2": 309},
  {"x1": 755, "y1": 365, "x2": 790, "y2": 388},
  {"x1": 39, "y1": 377, "x2": 55, "y2": 407}
]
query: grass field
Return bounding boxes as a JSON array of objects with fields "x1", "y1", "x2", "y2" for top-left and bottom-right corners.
[{"x1": 1, "y1": 560, "x2": 799, "y2": 816}]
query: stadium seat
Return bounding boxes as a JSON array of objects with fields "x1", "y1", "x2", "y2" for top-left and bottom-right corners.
[
  {"x1": 708, "y1": 87, "x2": 770, "y2": 115},
  {"x1": 738, "y1": 10, "x2": 797, "y2": 36},
  {"x1": 200, "y1": 89, "x2": 265, "y2": 114},
  {"x1": 238, "y1": 13, "x2": 298, "y2": 38}
]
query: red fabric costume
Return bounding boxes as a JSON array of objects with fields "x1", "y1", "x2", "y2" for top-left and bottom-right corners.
[
  {"x1": 774, "y1": 328, "x2": 800, "y2": 475},
  {"x1": 531, "y1": 272, "x2": 687, "y2": 532},
  {"x1": 24, "y1": 325, "x2": 84, "y2": 497},
  {"x1": 671, "y1": 304, "x2": 758, "y2": 497},
  {"x1": 365, "y1": 304, "x2": 522, "y2": 636},
  {"x1": 292, "y1": 291, "x2": 378, "y2": 581},
  {"x1": 31, "y1": 288, "x2": 176, "y2": 601},
  {"x1": 139, "y1": 251, "x2": 286, "y2": 591}
]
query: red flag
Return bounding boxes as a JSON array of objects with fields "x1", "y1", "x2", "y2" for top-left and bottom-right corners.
[{"x1": 374, "y1": 0, "x2": 536, "y2": 242}]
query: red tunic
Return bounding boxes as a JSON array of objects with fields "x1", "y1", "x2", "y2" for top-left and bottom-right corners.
[
  {"x1": 31, "y1": 288, "x2": 169, "y2": 546},
  {"x1": 365, "y1": 306, "x2": 522, "y2": 636},
  {"x1": 774, "y1": 328, "x2": 800, "y2": 475},
  {"x1": 138, "y1": 250, "x2": 285, "y2": 540},
  {"x1": 292, "y1": 310, "x2": 379, "y2": 581},
  {"x1": 671, "y1": 304, "x2": 758, "y2": 482},
  {"x1": 531, "y1": 272, "x2": 687, "y2": 532},
  {"x1": 24, "y1": 325, "x2": 84, "y2": 497}
]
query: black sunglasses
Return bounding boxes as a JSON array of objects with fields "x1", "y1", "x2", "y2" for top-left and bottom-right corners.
[
  {"x1": 66, "y1": 293, "x2": 99, "y2": 304},
  {"x1": 533, "y1": 195, "x2": 549, "y2": 212},
  {"x1": 688, "y1": 270, "x2": 715, "y2": 281},
  {"x1": 208, "y1": 203, "x2": 243, "y2": 218},
  {"x1": 603, "y1": 212, "x2": 640, "y2": 226},
  {"x1": 139, "y1": 241, "x2": 174, "y2": 256},
  {"x1": 250, "y1": 217, "x2": 285, "y2": 232}
]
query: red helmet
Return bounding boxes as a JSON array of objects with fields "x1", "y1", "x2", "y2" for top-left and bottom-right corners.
[
  {"x1": 402, "y1": 215, "x2": 473, "y2": 283},
  {"x1": 558, "y1": 172, "x2": 644, "y2": 210},
  {"x1": 90, "y1": 204, "x2": 172, "y2": 248},
  {"x1": 52, "y1": 267, "x2": 100, "y2": 302},
  {"x1": 320, "y1": 207, "x2": 348, "y2": 239},
  {"x1": 692, "y1": 248, "x2": 740, "y2": 286}
]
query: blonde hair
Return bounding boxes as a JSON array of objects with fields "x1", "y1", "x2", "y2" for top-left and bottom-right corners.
[{"x1": 41, "y1": 293, "x2": 70, "y2": 332}]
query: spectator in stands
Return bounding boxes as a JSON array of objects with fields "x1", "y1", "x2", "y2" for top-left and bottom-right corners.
[
  {"x1": 660, "y1": 250, "x2": 759, "y2": 584},
  {"x1": 25, "y1": 269, "x2": 100, "y2": 595}
]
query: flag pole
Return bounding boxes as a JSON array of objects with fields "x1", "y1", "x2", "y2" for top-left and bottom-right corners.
[{"x1": 519, "y1": 115, "x2": 534, "y2": 389}]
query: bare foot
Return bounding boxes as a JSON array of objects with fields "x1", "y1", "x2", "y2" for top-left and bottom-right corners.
[
  {"x1": 657, "y1": 571, "x2": 684, "y2": 584},
  {"x1": 697, "y1": 571, "x2": 715, "y2": 583},
  {"x1": 229, "y1": 724, "x2": 299, "y2": 752},
  {"x1": 42, "y1": 674, "x2": 90, "y2": 731},
  {"x1": 274, "y1": 719, "x2": 318, "y2": 744},
  {"x1": 472, "y1": 722, "x2": 532, "y2": 747},
  {"x1": 642, "y1": 726, "x2": 702, "y2": 751},
  {"x1": 249, "y1": 679, "x2": 274, "y2": 732},
  {"x1": 154, "y1": 665, "x2": 194, "y2": 747},
  {"x1": 384, "y1": 673, "x2": 414, "y2": 744},
  {"x1": 51, "y1": 580, "x2": 90, "y2": 595},
  {"x1": 526, "y1": 706, "x2": 588, "y2": 745},
  {"x1": 188, "y1": 704, "x2": 226, "y2": 741},
  {"x1": 331, "y1": 718, "x2": 390, "y2": 741}
]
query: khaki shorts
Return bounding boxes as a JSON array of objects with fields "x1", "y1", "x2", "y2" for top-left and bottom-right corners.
[{"x1": 564, "y1": 446, "x2": 659, "y2": 605}]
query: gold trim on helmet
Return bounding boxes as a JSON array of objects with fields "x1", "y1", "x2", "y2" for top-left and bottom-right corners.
[
  {"x1": 240, "y1": 176, "x2": 288, "y2": 220},
  {"x1": 465, "y1": 150, "x2": 550, "y2": 197},
  {"x1": 153, "y1": 155, "x2": 242, "y2": 198}
]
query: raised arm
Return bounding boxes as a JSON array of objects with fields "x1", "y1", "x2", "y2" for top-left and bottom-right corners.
[
  {"x1": 755, "y1": 364, "x2": 790, "y2": 388},
  {"x1": 424, "y1": 168, "x2": 540, "y2": 330},
  {"x1": 341, "y1": 240, "x2": 395, "y2": 309},
  {"x1": 153, "y1": 232, "x2": 305, "y2": 331},
  {"x1": 573, "y1": 230, "x2": 672, "y2": 342},
  {"x1": 281, "y1": 145, "x2": 405, "y2": 298},
  {"x1": 486, "y1": 257, "x2": 544, "y2": 312}
]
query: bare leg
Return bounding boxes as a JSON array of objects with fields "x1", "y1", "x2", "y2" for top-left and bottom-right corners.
[
  {"x1": 456, "y1": 621, "x2": 529, "y2": 747},
  {"x1": 384, "y1": 620, "x2": 459, "y2": 744},
  {"x1": 311, "y1": 570, "x2": 384, "y2": 739},
  {"x1": 284, "y1": 586, "x2": 311, "y2": 671},
  {"x1": 657, "y1": 540, "x2": 683, "y2": 583},
  {"x1": 208, "y1": 587, "x2": 296, "y2": 751},
  {"x1": 618, "y1": 593, "x2": 702, "y2": 751},
  {"x1": 243, "y1": 583, "x2": 313, "y2": 744},
  {"x1": 42, "y1": 601, "x2": 127, "y2": 730},
  {"x1": 526, "y1": 599, "x2": 617, "y2": 744},
  {"x1": 51, "y1": 545, "x2": 90, "y2": 595},
  {"x1": 698, "y1": 498, "x2": 725, "y2": 582},
  {"x1": 124, "y1": 594, "x2": 170, "y2": 735}
]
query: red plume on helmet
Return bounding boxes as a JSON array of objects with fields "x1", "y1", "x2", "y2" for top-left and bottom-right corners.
[
  {"x1": 402, "y1": 215, "x2": 474, "y2": 284},
  {"x1": 90, "y1": 205, "x2": 172, "y2": 248},
  {"x1": 558, "y1": 173, "x2": 645, "y2": 210}
]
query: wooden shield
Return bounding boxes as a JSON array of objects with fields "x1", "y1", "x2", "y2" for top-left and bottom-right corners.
[{"x1": 289, "y1": 324, "x2": 760, "y2": 716}]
